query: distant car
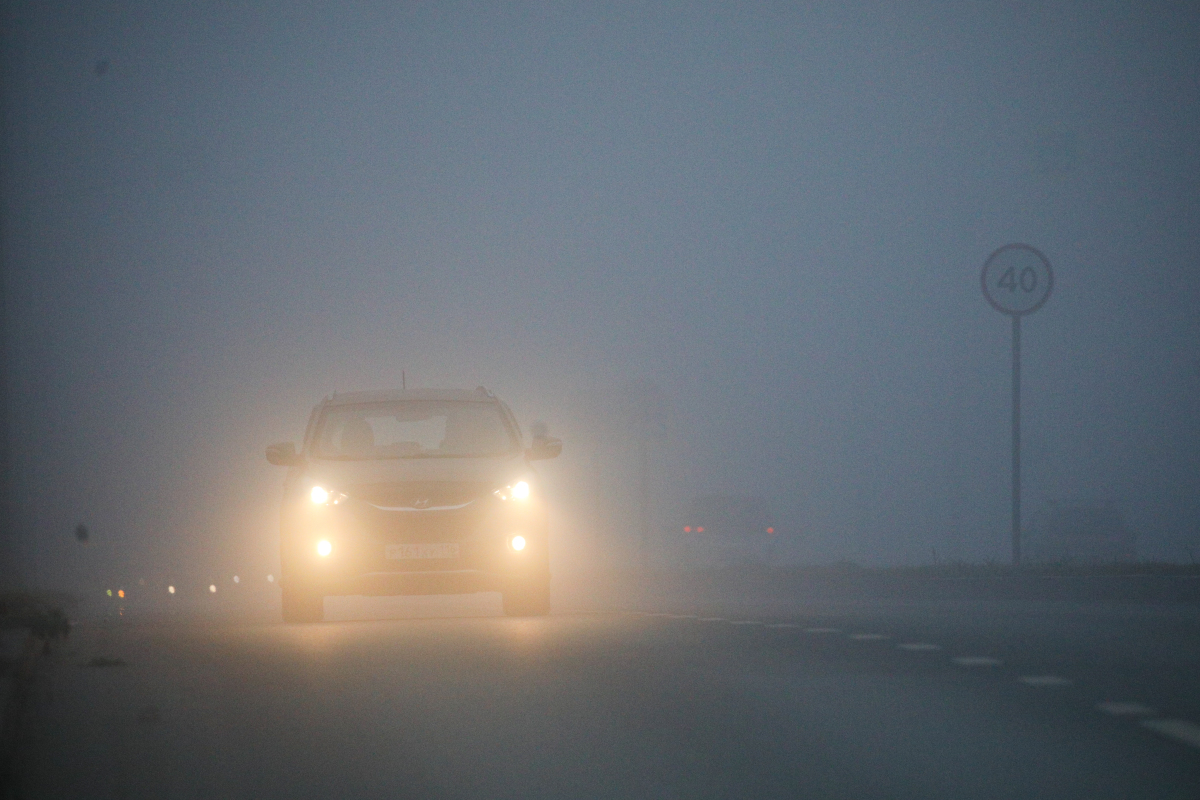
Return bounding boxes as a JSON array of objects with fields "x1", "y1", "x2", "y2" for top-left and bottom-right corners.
[
  {"x1": 680, "y1": 494, "x2": 778, "y2": 567},
  {"x1": 266, "y1": 387, "x2": 561, "y2": 622}
]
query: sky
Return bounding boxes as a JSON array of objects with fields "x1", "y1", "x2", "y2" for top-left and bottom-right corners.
[{"x1": 2, "y1": 0, "x2": 1198, "y2": 591}]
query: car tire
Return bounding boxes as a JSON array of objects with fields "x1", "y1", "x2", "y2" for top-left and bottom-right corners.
[
  {"x1": 502, "y1": 576, "x2": 551, "y2": 617},
  {"x1": 281, "y1": 584, "x2": 324, "y2": 623}
]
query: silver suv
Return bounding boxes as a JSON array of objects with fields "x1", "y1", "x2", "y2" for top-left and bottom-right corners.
[{"x1": 266, "y1": 387, "x2": 561, "y2": 622}]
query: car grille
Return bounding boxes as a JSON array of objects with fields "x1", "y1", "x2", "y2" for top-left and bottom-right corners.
[{"x1": 348, "y1": 481, "x2": 493, "y2": 509}]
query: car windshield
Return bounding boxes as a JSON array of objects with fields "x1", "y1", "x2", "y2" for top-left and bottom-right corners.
[{"x1": 314, "y1": 400, "x2": 517, "y2": 459}]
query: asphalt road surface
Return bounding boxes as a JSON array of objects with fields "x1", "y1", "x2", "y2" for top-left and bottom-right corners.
[{"x1": 14, "y1": 591, "x2": 1200, "y2": 799}]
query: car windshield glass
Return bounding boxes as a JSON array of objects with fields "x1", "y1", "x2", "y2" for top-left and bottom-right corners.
[{"x1": 314, "y1": 400, "x2": 517, "y2": 459}]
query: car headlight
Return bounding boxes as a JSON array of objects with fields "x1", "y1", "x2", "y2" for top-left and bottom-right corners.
[
  {"x1": 510, "y1": 535, "x2": 527, "y2": 551},
  {"x1": 310, "y1": 485, "x2": 348, "y2": 505},
  {"x1": 494, "y1": 480, "x2": 531, "y2": 502},
  {"x1": 316, "y1": 539, "x2": 333, "y2": 557}
]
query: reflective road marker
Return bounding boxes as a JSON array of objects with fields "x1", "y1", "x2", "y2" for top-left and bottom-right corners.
[{"x1": 1140, "y1": 719, "x2": 1200, "y2": 750}]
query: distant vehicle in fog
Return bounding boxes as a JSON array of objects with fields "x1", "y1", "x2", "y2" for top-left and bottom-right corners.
[
  {"x1": 266, "y1": 387, "x2": 562, "y2": 622},
  {"x1": 680, "y1": 494, "x2": 779, "y2": 567}
]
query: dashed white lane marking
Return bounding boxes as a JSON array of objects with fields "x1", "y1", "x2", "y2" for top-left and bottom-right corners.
[
  {"x1": 953, "y1": 656, "x2": 1002, "y2": 667},
  {"x1": 804, "y1": 627, "x2": 840, "y2": 634},
  {"x1": 1019, "y1": 675, "x2": 1073, "y2": 688},
  {"x1": 1096, "y1": 702, "x2": 1156, "y2": 717},
  {"x1": 849, "y1": 633, "x2": 890, "y2": 641},
  {"x1": 897, "y1": 643, "x2": 942, "y2": 651},
  {"x1": 729, "y1": 620, "x2": 763, "y2": 626},
  {"x1": 698, "y1": 617, "x2": 725, "y2": 622},
  {"x1": 665, "y1": 614, "x2": 697, "y2": 619},
  {"x1": 766, "y1": 623, "x2": 801, "y2": 629},
  {"x1": 1140, "y1": 719, "x2": 1200, "y2": 750}
]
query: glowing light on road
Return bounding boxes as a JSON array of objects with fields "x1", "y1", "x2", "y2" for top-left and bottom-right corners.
[
  {"x1": 310, "y1": 486, "x2": 330, "y2": 504},
  {"x1": 684, "y1": 526, "x2": 692, "y2": 533},
  {"x1": 697, "y1": 527, "x2": 705, "y2": 533},
  {"x1": 512, "y1": 481, "x2": 530, "y2": 500},
  {"x1": 767, "y1": 527, "x2": 775, "y2": 534},
  {"x1": 267, "y1": 574, "x2": 275, "y2": 582},
  {"x1": 317, "y1": 539, "x2": 333, "y2": 557},
  {"x1": 233, "y1": 575, "x2": 240, "y2": 584},
  {"x1": 118, "y1": 589, "x2": 125, "y2": 598},
  {"x1": 168, "y1": 586, "x2": 175, "y2": 594},
  {"x1": 106, "y1": 589, "x2": 112, "y2": 597},
  {"x1": 510, "y1": 535, "x2": 527, "y2": 551},
  {"x1": 209, "y1": 584, "x2": 217, "y2": 593}
]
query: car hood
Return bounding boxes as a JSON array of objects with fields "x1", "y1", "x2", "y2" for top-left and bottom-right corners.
[{"x1": 302, "y1": 453, "x2": 529, "y2": 501}]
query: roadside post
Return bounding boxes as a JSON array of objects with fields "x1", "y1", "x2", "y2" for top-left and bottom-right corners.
[{"x1": 981, "y1": 244, "x2": 1054, "y2": 565}]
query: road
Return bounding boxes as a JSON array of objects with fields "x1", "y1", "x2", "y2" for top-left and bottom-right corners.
[{"x1": 13, "y1": 590, "x2": 1200, "y2": 798}]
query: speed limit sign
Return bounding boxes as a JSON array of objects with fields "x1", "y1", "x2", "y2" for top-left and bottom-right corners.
[
  {"x1": 981, "y1": 243, "x2": 1054, "y2": 316},
  {"x1": 981, "y1": 243, "x2": 1054, "y2": 567}
]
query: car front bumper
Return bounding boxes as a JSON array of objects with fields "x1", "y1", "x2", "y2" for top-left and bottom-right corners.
[{"x1": 280, "y1": 494, "x2": 549, "y2": 596}]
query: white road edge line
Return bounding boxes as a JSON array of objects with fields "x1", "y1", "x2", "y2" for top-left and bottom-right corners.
[
  {"x1": 698, "y1": 617, "x2": 725, "y2": 622},
  {"x1": 766, "y1": 623, "x2": 801, "y2": 628},
  {"x1": 849, "y1": 633, "x2": 890, "y2": 641},
  {"x1": 1140, "y1": 719, "x2": 1200, "y2": 750},
  {"x1": 897, "y1": 643, "x2": 942, "y2": 651},
  {"x1": 729, "y1": 621, "x2": 763, "y2": 626},
  {"x1": 804, "y1": 627, "x2": 840, "y2": 634},
  {"x1": 1096, "y1": 701, "x2": 1156, "y2": 716}
]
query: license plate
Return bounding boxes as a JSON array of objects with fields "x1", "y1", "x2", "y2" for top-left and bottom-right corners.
[{"x1": 385, "y1": 543, "x2": 460, "y2": 560}]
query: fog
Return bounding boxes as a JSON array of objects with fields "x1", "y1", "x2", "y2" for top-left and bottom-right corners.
[{"x1": 2, "y1": 1, "x2": 1198, "y2": 594}]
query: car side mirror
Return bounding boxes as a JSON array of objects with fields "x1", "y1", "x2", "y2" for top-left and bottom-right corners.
[
  {"x1": 527, "y1": 435, "x2": 562, "y2": 461},
  {"x1": 266, "y1": 442, "x2": 303, "y2": 467}
]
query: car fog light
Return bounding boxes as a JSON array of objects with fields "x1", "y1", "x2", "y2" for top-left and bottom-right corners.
[
  {"x1": 510, "y1": 535, "x2": 527, "y2": 552},
  {"x1": 317, "y1": 539, "x2": 333, "y2": 557}
]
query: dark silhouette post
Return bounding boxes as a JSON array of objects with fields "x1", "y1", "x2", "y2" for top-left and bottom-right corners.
[
  {"x1": 981, "y1": 244, "x2": 1053, "y2": 566},
  {"x1": 637, "y1": 437, "x2": 650, "y2": 570},
  {"x1": 621, "y1": 380, "x2": 669, "y2": 572},
  {"x1": 1011, "y1": 314, "x2": 1021, "y2": 565}
]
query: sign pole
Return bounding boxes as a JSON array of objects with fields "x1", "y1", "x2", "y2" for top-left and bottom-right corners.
[
  {"x1": 1011, "y1": 314, "x2": 1021, "y2": 565},
  {"x1": 981, "y1": 244, "x2": 1052, "y2": 567}
]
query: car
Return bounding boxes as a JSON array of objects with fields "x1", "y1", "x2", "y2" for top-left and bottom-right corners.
[
  {"x1": 265, "y1": 387, "x2": 562, "y2": 622},
  {"x1": 680, "y1": 494, "x2": 778, "y2": 568}
]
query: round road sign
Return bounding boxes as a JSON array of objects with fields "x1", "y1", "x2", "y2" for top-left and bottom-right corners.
[{"x1": 981, "y1": 243, "x2": 1054, "y2": 316}]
